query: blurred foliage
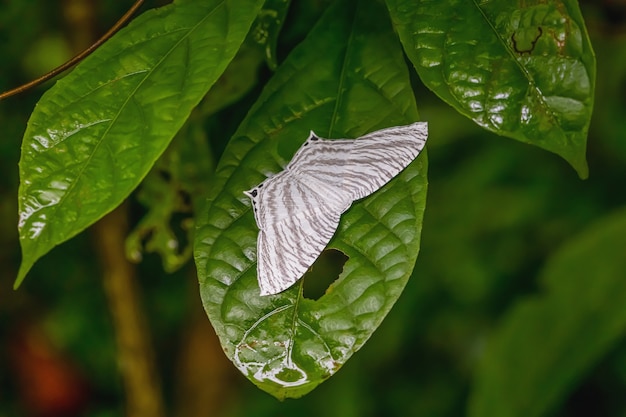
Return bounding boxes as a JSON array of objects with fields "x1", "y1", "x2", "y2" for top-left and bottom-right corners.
[{"x1": 1, "y1": 0, "x2": 625, "y2": 416}]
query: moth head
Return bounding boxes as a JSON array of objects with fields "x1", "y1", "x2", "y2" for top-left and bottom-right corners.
[
  {"x1": 244, "y1": 187, "x2": 262, "y2": 226},
  {"x1": 244, "y1": 188, "x2": 258, "y2": 198},
  {"x1": 305, "y1": 131, "x2": 320, "y2": 145}
]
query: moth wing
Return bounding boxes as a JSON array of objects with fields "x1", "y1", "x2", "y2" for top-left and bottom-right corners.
[
  {"x1": 247, "y1": 122, "x2": 428, "y2": 295},
  {"x1": 289, "y1": 122, "x2": 428, "y2": 203},
  {"x1": 253, "y1": 175, "x2": 342, "y2": 296}
]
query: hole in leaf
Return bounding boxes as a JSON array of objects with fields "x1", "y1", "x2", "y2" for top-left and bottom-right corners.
[
  {"x1": 169, "y1": 211, "x2": 192, "y2": 255},
  {"x1": 302, "y1": 249, "x2": 349, "y2": 300}
]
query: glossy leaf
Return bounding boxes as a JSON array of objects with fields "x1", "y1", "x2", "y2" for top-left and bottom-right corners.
[
  {"x1": 194, "y1": 0, "x2": 428, "y2": 399},
  {"x1": 385, "y1": 0, "x2": 595, "y2": 177},
  {"x1": 469, "y1": 208, "x2": 626, "y2": 417},
  {"x1": 16, "y1": 0, "x2": 264, "y2": 286}
]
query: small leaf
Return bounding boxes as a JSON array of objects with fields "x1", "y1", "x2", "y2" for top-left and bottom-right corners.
[
  {"x1": 125, "y1": 120, "x2": 213, "y2": 272},
  {"x1": 195, "y1": 0, "x2": 427, "y2": 399},
  {"x1": 385, "y1": 0, "x2": 596, "y2": 177},
  {"x1": 16, "y1": 0, "x2": 264, "y2": 286},
  {"x1": 249, "y1": 0, "x2": 292, "y2": 70},
  {"x1": 469, "y1": 208, "x2": 626, "y2": 417}
]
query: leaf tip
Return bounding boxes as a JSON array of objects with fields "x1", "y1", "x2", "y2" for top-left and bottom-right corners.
[
  {"x1": 576, "y1": 159, "x2": 589, "y2": 180},
  {"x1": 566, "y1": 150, "x2": 589, "y2": 180},
  {"x1": 14, "y1": 270, "x2": 27, "y2": 290},
  {"x1": 14, "y1": 258, "x2": 35, "y2": 290}
]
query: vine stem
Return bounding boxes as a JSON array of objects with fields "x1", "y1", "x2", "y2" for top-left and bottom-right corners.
[
  {"x1": 0, "y1": 0, "x2": 145, "y2": 101},
  {"x1": 93, "y1": 204, "x2": 166, "y2": 417}
]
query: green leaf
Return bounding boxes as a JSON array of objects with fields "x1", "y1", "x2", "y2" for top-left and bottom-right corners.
[
  {"x1": 385, "y1": 0, "x2": 595, "y2": 177},
  {"x1": 468, "y1": 207, "x2": 626, "y2": 417},
  {"x1": 194, "y1": 0, "x2": 428, "y2": 399},
  {"x1": 16, "y1": 0, "x2": 264, "y2": 287}
]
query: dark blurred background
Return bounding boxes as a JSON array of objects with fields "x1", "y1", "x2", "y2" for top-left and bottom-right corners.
[{"x1": 1, "y1": 0, "x2": 625, "y2": 416}]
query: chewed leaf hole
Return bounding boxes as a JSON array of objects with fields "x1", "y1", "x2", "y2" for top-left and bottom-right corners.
[{"x1": 302, "y1": 249, "x2": 349, "y2": 300}]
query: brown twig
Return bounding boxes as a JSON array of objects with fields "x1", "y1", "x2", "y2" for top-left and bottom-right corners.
[
  {"x1": 93, "y1": 204, "x2": 166, "y2": 417},
  {"x1": 0, "y1": 0, "x2": 145, "y2": 101},
  {"x1": 174, "y1": 279, "x2": 239, "y2": 417}
]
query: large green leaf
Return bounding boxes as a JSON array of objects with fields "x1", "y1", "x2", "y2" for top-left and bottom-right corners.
[
  {"x1": 385, "y1": 0, "x2": 595, "y2": 177},
  {"x1": 194, "y1": 0, "x2": 428, "y2": 399},
  {"x1": 16, "y1": 0, "x2": 264, "y2": 287},
  {"x1": 469, "y1": 207, "x2": 626, "y2": 417}
]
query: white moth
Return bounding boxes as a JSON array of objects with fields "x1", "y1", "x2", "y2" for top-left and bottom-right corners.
[{"x1": 244, "y1": 122, "x2": 428, "y2": 296}]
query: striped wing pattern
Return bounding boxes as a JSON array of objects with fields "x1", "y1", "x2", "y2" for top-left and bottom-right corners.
[{"x1": 245, "y1": 122, "x2": 428, "y2": 295}]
